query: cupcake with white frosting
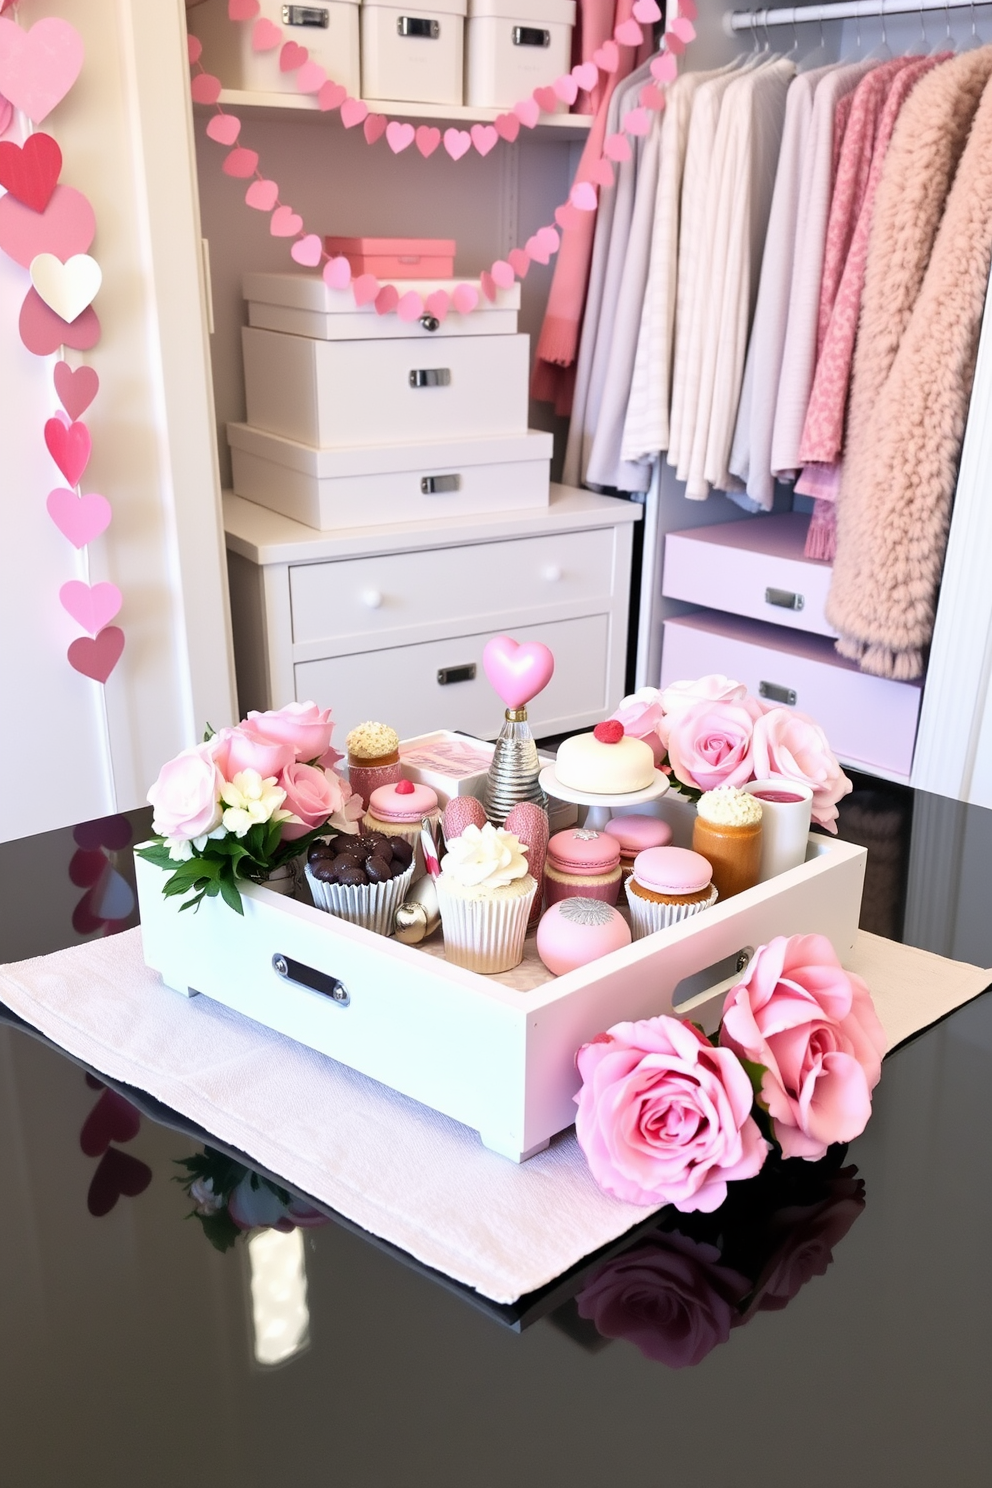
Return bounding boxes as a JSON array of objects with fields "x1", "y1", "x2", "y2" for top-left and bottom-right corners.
[{"x1": 436, "y1": 822, "x2": 537, "y2": 974}]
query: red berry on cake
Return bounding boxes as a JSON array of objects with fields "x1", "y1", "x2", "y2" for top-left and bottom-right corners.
[
  {"x1": 593, "y1": 720, "x2": 625, "y2": 745},
  {"x1": 394, "y1": 778, "x2": 415, "y2": 795}
]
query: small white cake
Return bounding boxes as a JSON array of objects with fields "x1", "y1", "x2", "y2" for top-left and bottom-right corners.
[{"x1": 555, "y1": 722, "x2": 655, "y2": 795}]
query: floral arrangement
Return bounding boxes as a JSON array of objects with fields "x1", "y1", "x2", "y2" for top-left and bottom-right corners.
[
  {"x1": 137, "y1": 701, "x2": 362, "y2": 913},
  {"x1": 177, "y1": 1146, "x2": 329, "y2": 1251},
  {"x1": 610, "y1": 675, "x2": 852, "y2": 832},
  {"x1": 575, "y1": 934, "x2": 885, "y2": 1213}
]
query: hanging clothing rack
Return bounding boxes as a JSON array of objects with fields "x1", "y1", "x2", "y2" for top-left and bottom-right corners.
[{"x1": 727, "y1": 0, "x2": 991, "y2": 33}]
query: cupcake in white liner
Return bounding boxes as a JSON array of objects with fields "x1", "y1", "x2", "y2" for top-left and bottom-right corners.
[
  {"x1": 624, "y1": 846, "x2": 719, "y2": 941},
  {"x1": 305, "y1": 838, "x2": 416, "y2": 937},
  {"x1": 436, "y1": 822, "x2": 537, "y2": 974}
]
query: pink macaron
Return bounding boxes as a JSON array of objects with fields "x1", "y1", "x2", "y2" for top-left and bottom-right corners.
[
  {"x1": 537, "y1": 898, "x2": 632, "y2": 976},
  {"x1": 604, "y1": 814, "x2": 673, "y2": 876},
  {"x1": 625, "y1": 846, "x2": 718, "y2": 941},
  {"x1": 545, "y1": 828, "x2": 622, "y2": 907},
  {"x1": 367, "y1": 779, "x2": 438, "y2": 824}
]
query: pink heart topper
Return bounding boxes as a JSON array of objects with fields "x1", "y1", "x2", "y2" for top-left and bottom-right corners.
[
  {"x1": 0, "y1": 17, "x2": 84, "y2": 123},
  {"x1": 483, "y1": 635, "x2": 555, "y2": 710}
]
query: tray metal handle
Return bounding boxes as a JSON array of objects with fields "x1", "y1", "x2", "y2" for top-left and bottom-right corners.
[
  {"x1": 273, "y1": 954, "x2": 350, "y2": 1006},
  {"x1": 672, "y1": 946, "x2": 754, "y2": 1010}
]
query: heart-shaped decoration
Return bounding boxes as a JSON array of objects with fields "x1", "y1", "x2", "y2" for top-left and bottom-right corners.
[
  {"x1": 69, "y1": 846, "x2": 109, "y2": 888},
  {"x1": 0, "y1": 132, "x2": 61, "y2": 211},
  {"x1": 60, "y1": 579, "x2": 123, "y2": 634},
  {"x1": 603, "y1": 131, "x2": 632, "y2": 162},
  {"x1": 190, "y1": 72, "x2": 222, "y2": 105},
  {"x1": 253, "y1": 17, "x2": 282, "y2": 50},
  {"x1": 222, "y1": 146, "x2": 259, "y2": 177},
  {"x1": 553, "y1": 74, "x2": 579, "y2": 105},
  {"x1": 536, "y1": 225, "x2": 560, "y2": 257},
  {"x1": 570, "y1": 181, "x2": 598, "y2": 211},
  {"x1": 323, "y1": 255, "x2": 351, "y2": 290},
  {"x1": 665, "y1": 32, "x2": 686, "y2": 55},
  {"x1": 491, "y1": 259, "x2": 514, "y2": 289},
  {"x1": 554, "y1": 202, "x2": 583, "y2": 232},
  {"x1": 471, "y1": 123, "x2": 498, "y2": 157},
  {"x1": 245, "y1": 177, "x2": 278, "y2": 210},
  {"x1": 483, "y1": 634, "x2": 555, "y2": 709},
  {"x1": 623, "y1": 106, "x2": 651, "y2": 137},
  {"x1": 0, "y1": 16, "x2": 84, "y2": 123},
  {"x1": 54, "y1": 360, "x2": 99, "y2": 419},
  {"x1": 415, "y1": 124, "x2": 441, "y2": 157},
  {"x1": 187, "y1": 35, "x2": 203, "y2": 65},
  {"x1": 0, "y1": 184, "x2": 95, "y2": 269},
  {"x1": 317, "y1": 79, "x2": 346, "y2": 111},
  {"x1": 47, "y1": 487, "x2": 111, "y2": 547},
  {"x1": 589, "y1": 157, "x2": 615, "y2": 188},
  {"x1": 641, "y1": 83, "x2": 666, "y2": 111},
  {"x1": 397, "y1": 290, "x2": 424, "y2": 322},
  {"x1": 279, "y1": 40, "x2": 308, "y2": 71},
  {"x1": 507, "y1": 247, "x2": 530, "y2": 279},
  {"x1": 572, "y1": 61, "x2": 599, "y2": 92},
  {"x1": 633, "y1": 0, "x2": 662, "y2": 19},
  {"x1": 443, "y1": 127, "x2": 471, "y2": 161},
  {"x1": 363, "y1": 112, "x2": 387, "y2": 144},
  {"x1": 375, "y1": 283, "x2": 399, "y2": 315},
  {"x1": 424, "y1": 288, "x2": 450, "y2": 321},
  {"x1": 480, "y1": 270, "x2": 497, "y2": 302},
  {"x1": 80, "y1": 1088, "x2": 140, "y2": 1158},
  {"x1": 494, "y1": 112, "x2": 520, "y2": 142},
  {"x1": 68, "y1": 625, "x2": 125, "y2": 683},
  {"x1": 270, "y1": 204, "x2": 302, "y2": 236},
  {"x1": 651, "y1": 51, "x2": 679, "y2": 84},
  {"x1": 533, "y1": 85, "x2": 558, "y2": 114},
  {"x1": 353, "y1": 273, "x2": 379, "y2": 306},
  {"x1": 229, "y1": 0, "x2": 260, "y2": 19},
  {"x1": 614, "y1": 17, "x2": 644, "y2": 46},
  {"x1": 291, "y1": 232, "x2": 322, "y2": 266},
  {"x1": 296, "y1": 59, "x2": 326, "y2": 93},
  {"x1": 592, "y1": 40, "x2": 620, "y2": 73},
  {"x1": 45, "y1": 416, "x2": 91, "y2": 485},
  {"x1": 452, "y1": 282, "x2": 478, "y2": 315},
  {"x1": 386, "y1": 120, "x2": 415, "y2": 153},
  {"x1": 72, "y1": 887, "x2": 109, "y2": 937},
  {"x1": 669, "y1": 14, "x2": 696, "y2": 42},
  {"x1": 525, "y1": 232, "x2": 550, "y2": 265},
  {"x1": 340, "y1": 96, "x2": 368, "y2": 128},
  {"x1": 20, "y1": 288, "x2": 99, "y2": 355},
  {"x1": 30, "y1": 251, "x2": 101, "y2": 323},
  {"x1": 73, "y1": 814, "x2": 133, "y2": 851},
  {"x1": 87, "y1": 1147, "x2": 151, "y2": 1217},
  {"x1": 679, "y1": 0, "x2": 698, "y2": 19},
  {"x1": 206, "y1": 113, "x2": 241, "y2": 145},
  {"x1": 514, "y1": 97, "x2": 540, "y2": 129}
]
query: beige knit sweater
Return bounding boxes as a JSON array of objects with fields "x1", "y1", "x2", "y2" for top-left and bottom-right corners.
[{"x1": 826, "y1": 47, "x2": 992, "y2": 680}]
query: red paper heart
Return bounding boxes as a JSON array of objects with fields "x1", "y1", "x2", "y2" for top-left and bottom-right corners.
[
  {"x1": 80, "y1": 1088, "x2": 141, "y2": 1157},
  {"x1": 279, "y1": 40, "x2": 308, "y2": 71},
  {"x1": 68, "y1": 626, "x2": 125, "y2": 683},
  {"x1": 45, "y1": 415, "x2": 91, "y2": 485},
  {"x1": 87, "y1": 1147, "x2": 151, "y2": 1217},
  {"x1": 480, "y1": 270, "x2": 497, "y2": 302},
  {"x1": 190, "y1": 72, "x2": 222, "y2": 105},
  {"x1": 317, "y1": 80, "x2": 346, "y2": 111},
  {"x1": 187, "y1": 35, "x2": 202, "y2": 64},
  {"x1": 415, "y1": 124, "x2": 441, "y2": 157},
  {"x1": 47, "y1": 487, "x2": 111, "y2": 547},
  {"x1": 223, "y1": 146, "x2": 258, "y2": 178},
  {"x1": 73, "y1": 813, "x2": 133, "y2": 851},
  {"x1": 494, "y1": 112, "x2": 520, "y2": 142},
  {"x1": 375, "y1": 284, "x2": 399, "y2": 315},
  {"x1": 0, "y1": 183, "x2": 95, "y2": 268},
  {"x1": 69, "y1": 847, "x2": 108, "y2": 888},
  {"x1": 363, "y1": 112, "x2": 387, "y2": 144},
  {"x1": 0, "y1": 131, "x2": 61, "y2": 211},
  {"x1": 54, "y1": 359, "x2": 99, "y2": 418}
]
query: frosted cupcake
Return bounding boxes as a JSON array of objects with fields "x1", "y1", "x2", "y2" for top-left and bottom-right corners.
[
  {"x1": 436, "y1": 822, "x2": 537, "y2": 974},
  {"x1": 345, "y1": 721, "x2": 403, "y2": 809},
  {"x1": 625, "y1": 846, "x2": 718, "y2": 940},
  {"x1": 364, "y1": 778, "x2": 439, "y2": 870}
]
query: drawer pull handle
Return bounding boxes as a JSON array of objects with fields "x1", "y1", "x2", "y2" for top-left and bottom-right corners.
[
  {"x1": 542, "y1": 564, "x2": 563, "y2": 582},
  {"x1": 437, "y1": 663, "x2": 476, "y2": 686},
  {"x1": 361, "y1": 588, "x2": 383, "y2": 609},
  {"x1": 409, "y1": 367, "x2": 451, "y2": 388},
  {"x1": 765, "y1": 586, "x2": 805, "y2": 612},
  {"x1": 397, "y1": 15, "x2": 440, "y2": 38},
  {"x1": 760, "y1": 681, "x2": 797, "y2": 707},
  {"x1": 421, "y1": 473, "x2": 461, "y2": 494},
  {"x1": 272, "y1": 954, "x2": 350, "y2": 1006},
  {"x1": 282, "y1": 4, "x2": 329, "y2": 26},
  {"x1": 418, "y1": 313, "x2": 441, "y2": 333},
  {"x1": 512, "y1": 24, "x2": 551, "y2": 45}
]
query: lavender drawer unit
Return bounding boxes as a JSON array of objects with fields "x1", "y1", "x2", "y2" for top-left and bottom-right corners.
[
  {"x1": 661, "y1": 610, "x2": 922, "y2": 780},
  {"x1": 662, "y1": 513, "x2": 837, "y2": 638}
]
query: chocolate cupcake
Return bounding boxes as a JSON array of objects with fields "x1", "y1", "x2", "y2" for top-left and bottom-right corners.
[{"x1": 305, "y1": 830, "x2": 415, "y2": 936}]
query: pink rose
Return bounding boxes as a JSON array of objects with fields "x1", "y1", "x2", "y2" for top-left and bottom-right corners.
[
  {"x1": 665, "y1": 699, "x2": 755, "y2": 791},
  {"x1": 741, "y1": 1174, "x2": 865, "y2": 1320},
  {"x1": 277, "y1": 762, "x2": 348, "y2": 841},
  {"x1": 246, "y1": 701, "x2": 335, "y2": 763},
  {"x1": 147, "y1": 740, "x2": 224, "y2": 841},
  {"x1": 720, "y1": 935, "x2": 886, "y2": 1161},
  {"x1": 751, "y1": 709, "x2": 852, "y2": 833},
  {"x1": 610, "y1": 687, "x2": 666, "y2": 764},
  {"x1": 576, "y1": 1232, "x2": 750, "y2": 1367},
  {"x1": 213, "y1": 725, "x2": 295, "y2": 782},
  {"x1": 575, "y1": 1017, "x2": 769, "y2": 1212},
  {"x1": 659, "y1": 675, "x2": 748, "y2": 746}
]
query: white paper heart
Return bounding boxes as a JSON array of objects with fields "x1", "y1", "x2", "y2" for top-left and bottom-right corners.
[{"x1": 29, "y1": 251, "x2": 101, "y2": 324}]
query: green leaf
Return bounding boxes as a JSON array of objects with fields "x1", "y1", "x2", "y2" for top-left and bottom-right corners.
[
  {"x1": 194, "y1": 1206, "x2": 242, "y2": 1253},
  {"x1": 203, "y1": 722, "x2": 216, "y2": 742},
  {"x1": 218, "y1": 870, "x2": 245, "y2": 916},
  {"x1": 136, "y1": 842, "x2": 175, "y2": 869},
  {"x1": 737, "y1": 1056, "x2": 769, "y2": 1109}
]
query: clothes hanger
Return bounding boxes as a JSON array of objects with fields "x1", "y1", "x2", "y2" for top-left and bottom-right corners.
[
  {"x1": 963, "y1": 0, "x2": 984, "y2": 48},
  {"x1": 798, "y1": 13, "x2": 832, "y2": 71},
  {"x1": 862, "y1": 2, "x2": 893, "y2": 61}
]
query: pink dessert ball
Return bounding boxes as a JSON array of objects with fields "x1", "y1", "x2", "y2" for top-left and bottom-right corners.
[{"x1": 537, "y1": 897, "x2": 632, "y2": 976}]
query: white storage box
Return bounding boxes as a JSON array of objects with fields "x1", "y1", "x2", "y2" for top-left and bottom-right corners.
[
  {"x1": 188, "y1": 0, "x2": 360, "y2": 97},
  {"x1": 136, "y1": 832, "x2": 867, "y2": 1163},
  {"x1": 398, "y1": 729, "x2": 577, "y2": 829},
  {"x1": 465, "y1": 0, "x2": 576, "y2": 110},
  {"x1": 243, "y1": 324, "x2": 531, "y2": 447},
  {"x1": 361, "y1": 0, "x2": 467, "y2": 105},
  {"x1": 244, "y1": 272, "x2": 520, "y2": 340},
  {"x1": 228, "y1": 423, "x2": 551, "y2": 529}
]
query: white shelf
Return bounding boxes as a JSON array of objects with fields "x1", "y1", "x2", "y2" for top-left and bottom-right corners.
[{"x1": 203, "y1": 89, "x2": 594, "y2": 136}]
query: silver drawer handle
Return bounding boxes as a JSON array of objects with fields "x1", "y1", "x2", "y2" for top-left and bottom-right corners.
[
  {"x1": 282, "y1": 5, "x2": 329, "y2": 26},
  {"x1": 421, "y1": 474, "x2": 460, "y2": 494},
  {"x1": 512, "y1": 25, "x2": 551, "y2": 45},
  {"x1": 409, "y1": 367, "x2": 451, "y2": 388},
  {"x1": 437, "y1": 664, "x2": 476, "y2": 685},
  {"x1": 760, "y1": 681, "x2": 797, "y2": 706},
  {"x1": 272, "y1": 954, "x2": 349, "y2": 1005},
  {"x1": 398, "y1": 16, "x2": 440, "y2": 37},
  {"x1": 765, "y1": 586, "x2": 805, "y2": 612}
]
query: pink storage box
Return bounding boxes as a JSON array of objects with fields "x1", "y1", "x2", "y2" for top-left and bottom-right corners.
[{"x1": 323, "y1": 237, "x2": 456, "y2": 279}]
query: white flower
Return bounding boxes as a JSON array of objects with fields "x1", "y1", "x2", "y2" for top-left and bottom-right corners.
[
  {"x1": 189, "y1": 1177, "x2": 223, "y2": 1215},
  {"x1": 220, "y1": 769, "x2": 295, "y2": 839}
]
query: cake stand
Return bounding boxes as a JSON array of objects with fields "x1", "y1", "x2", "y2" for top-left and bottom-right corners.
[{"x1": 538, "y1": 766, "x2": 670, "y2": 832}]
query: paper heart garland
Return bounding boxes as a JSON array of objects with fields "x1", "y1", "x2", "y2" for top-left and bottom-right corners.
[
  {"x1": 483, "y1": 635, "x2": 555, "y2": 710},
  {"x1": 0, "y1": 16, "x2": 84, "y2": 123},
  {"x1": 270, "y1": 204, "x2": 302, "y2": 236},
  {"x1": 80, "y1": 1088, "x2": 141, "y2": 1158},
  {"x1": 245, "y1": 177, "x2": 278, "y2": 210},
  {"x1": 190, "y1": 71, "x2": 222, "y2": 105},
  {"x1": 323, "y1": 255, "x2": 351, "y2": 289},
  {"x1": 206, "y1": 112, "x2": 240, "y2": 145},
  {"x1": 68, "y1": 626, "x2": 125, "y2": 683},
  {"x1": 444, "y1": 127, "x2": 471, "y2": 161},
  {"x1": 415, "y1": 124, "x2": 440, "y2": 157},
  {"x1": 471, "y1": 123, "x2": 498, "y2": 157},
  {"x1": 69, "y1": 846, "x2": 112, "y2": 888},
  {"x1": 296, "y1": 60, "x2": 327, "y2": 93},
  {"x1": 59, "y1": 580, "x2": 123, "y2": 635},
  {"x1": 20, "y1": 287, "x2": 100, "y2": 355},
  {"x1": 223, "y1": 145, "x2": 258, "y2": 177},
  {"x1": 494, "y1": 113, "x2": 519, "y2": 143},
  {"x1": 291, "y1": 232, "x2": 322, "y2": 266},
  {"x1": 340, "y1": 96, "x2": 367, "y2": 128},
  {"x1": 386, "y1": 119, "x2": 414, "y2": 153},
  {"x1": 47, "y1": 487, "x2": 112, "y2": 548},
  {"x1": 229, "y1": 0, "x2": 261, "y2": 20},
  {"x1": 253, "y1": 17, "x2": 282, "y2": 50},
  {"x1": 397, "y1": 290, "x2": 423, "y2": 322},
  {"x1": 363, "y1": 112, "x2": 387, "y2": 144},
  {"x1": 45, "y1": 415, "x2": 92, "y2": 486},
  {"x1": 87, "y1": 1146, "x2": 152, "y2": 1217},
  {"x1": 0, "y1": 131, "x2": 62, "y2": 211},
  {"x1": 318, "y1": 79, "x2": 346, "y2": 111},
  {"x1": 74, "y1": 814, "x2": 134, "y2": 852},
  {"x1": 279, "y1": 40, "x2": 308, "y2": 72},
  {"x1": 0, "y1": 183, "x2": 95, "y2": 268},
  {"x1": 30, "y1": 251, "x2": 101, "y2": 323}
]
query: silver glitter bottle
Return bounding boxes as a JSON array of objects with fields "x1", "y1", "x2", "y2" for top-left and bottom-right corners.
[{"x1": 483, "y1": 707, "x2": 548, "y2": 827}]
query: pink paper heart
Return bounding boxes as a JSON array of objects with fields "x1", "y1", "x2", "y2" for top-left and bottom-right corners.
[
  {"x1": 253, "y1": 17, "x2": 282, "y2": 51},
  {"x1": 245, "y1": 177, "x2": 278, "y2": 210},
  {"x1": 323, "y1": 255, "x2": 351, "y2": 290},
  {"x1": 223, "y1": 146, "x2": 258, "y2": 178},
  {"x1": 415, "y1": 124, "x2": 441, "y2": 157},
  {"x1": 603, "y1": 131, "x2": 632, "y2": 162},
  {"x1": 20, "y1": 289, "x2": 99, "y2": 355},
  {"x1": 480, "y1": 270, "x2": 496, "y2": 302},
  {"x1": 54, "y1": 360, "x2": 98, "y2": 419},
  {"x1": 669, "y1": 14, "x2": 696, "y2": 42},
  {"x1": 589, "y1": 157, "x2": 615, "y2": 187},
  {"x1": 525, "y1": 233, "x2": 550, "y2": 265},
  {"x1": 375, "y1": 284, "x2": 398, "y2": 316},
  {"x1": 533, "y1": 85, "x2": 558, "y2": 114},
  {"x1": 665, "y1": 32, "x2": 686, "y2": 55},
  {"x1": 623, "y1": 106, "x2": 651, "y2": 137},
  {"x1": 443, "y1": 128, "x2": 471, "y2": 161},
  {"x1": 60, "y1": 580, "x2": 122, "y2": 635},
  {"x1": 279, "y1": 40, "x2": 308, "y2": 71},
  {"x1": 570, "y1": 181, "x2": 598, "y2": 211},
  {"x1": 471, "y1": 123, "x2": 498, "y2": 157},
  {"x1": 592, "y1": 40, "x2": 619, "y2": 73},
  {"x1": 553, "y1": 74, "x2": 578, "y2": 105},
  {"x1": 68, "y1": 626, "x2": 124, "y2": 683},
  {"x1": 494, "y1": 112, "x2": 520, "y2": 142},
  {"x1": 614, "y1": 17, "x2": 644, "y2": 46},
  {"x1": 386, "y1": 120, "x2": 415, "y2": 153},
  {"x1": 507, "y1": 248, "x2": 530, "y2": 279},
  {"x1": 45, "y1": 416, "x2": 91, "y2": 486},
  {"x1": 0, "y1": 17, "x2": 84, "y2": 123},
  {"x1": 452, "y1": 283, "x2": 478, "y2": 315},
  {"x1": 397, "y1": 290, "x2": 424, "y2": 322},
  {"x1": 296, "y1": 60, "x2": 327, "y2": 93},
  {"x1": 554, "y1": 202, "x2": 582, "y2": 231},
  {"x1": 206, "y1": 113, "x2": 241, "y2": 146},
  {"x1": 491, "y1": 259, "x2": 514, "y2": 289},
  {"x1": 190, "y1": 73, "x2": 222, "y2": 106},
  {"x1": 187, "y1": 35, "x2": 203, "y2": 65},
  {"x1": 317, "y1": 80, "x2": 346, "y2": 111},
  {"x1": 572, "y1": 61, "x2": 599, "y2": 92},
  {"x1": 424, "y1": 289, "x2": 449, "y2": 321},
  {"x1": 633, "y1": 0, "x2": 662, "y2": 20},
  {"x1": 679, "y1": 0, "x2": 698, "y2": 20},
  {"x1": 228, "y1": 0, "x2": 260, "y2": 20},
  {"x1": 340, "y1": 96, "x2": 368, "y2": 128},
  {"x1": 363, "y1": 112, "x2": 387, "y2": 144},
  {"x1": 514, "y1": 97, "x2": 540, "y2": 129},
  {"x1": 0, "y1": 183, "x2": 94, "y2": 268},
  {"x1": 482, "y1": 634, "x2": 555, "y2": 710},
  {"x1": 47, "y1": 487, "x2": 111, "y2": 548},
  {"x1": 291, "y1": 233, "x2": 322, "y2": 266},
  {"x1": 537, "y1": 225, "x2": 560, "y2": 256},
  {"x1": 353, "y1": 273, "x2": 379, "y2": 306},
  {"x1": 651, "y1": 51, "x2": 679, "y2": 84},
  {"x1": 641, "y1": 83, "x2": 666, "y2": 111},
  {"x1": 270, "y1": 204, "x2": 302, "y2": 237}
]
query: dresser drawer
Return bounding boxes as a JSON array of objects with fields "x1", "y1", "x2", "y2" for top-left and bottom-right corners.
[
  {"x1": 663, "y1": 513, "x2": 837, "y2": 638},
  {"x1": 289, "y1": 528, "x2": 615, "y2": 647},
  {"x1": 661, "y1": 611, "x2": 921, "y2": 779},
  {"x1": 295, "y1": 614, "x2": 611, "y2": 740},
  {"x1": 243, "y1": 326, "x2": 530, "y2": 449}
]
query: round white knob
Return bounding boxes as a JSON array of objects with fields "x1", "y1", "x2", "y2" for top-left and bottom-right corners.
[
  {"x1": 542, "y1": 564, "x2": 563, "y2": 583},
  {"x1": 361, "y1": 588, "x2": 383, "y2": 609}
]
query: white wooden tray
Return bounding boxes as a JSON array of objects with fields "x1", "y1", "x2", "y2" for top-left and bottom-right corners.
[{"x1": 136, "y1": 835, "x2": 866, "y2": 1163}]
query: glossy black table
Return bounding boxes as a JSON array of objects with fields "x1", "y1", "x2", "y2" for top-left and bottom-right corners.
[{"x1": 1, "y1": 778, "x2": 991, "y2": 1488}]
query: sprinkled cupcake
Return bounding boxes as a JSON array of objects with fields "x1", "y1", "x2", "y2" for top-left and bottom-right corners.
[{"x1": 345, "y1": 721, "x2": 403, "y2": 809}]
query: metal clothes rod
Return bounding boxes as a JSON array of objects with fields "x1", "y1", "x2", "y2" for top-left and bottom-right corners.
[{"x1": 728, "y1": 0, "x2": 992, "y2": 32}]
